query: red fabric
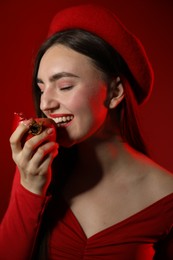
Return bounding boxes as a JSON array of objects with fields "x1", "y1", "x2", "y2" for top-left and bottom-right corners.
[
  {"x1": 49, "y1": 194, "x2": 173, "y2": 259},
  {"x1": 48, "y1": 4, "x2": 154, "y2": 105},
  {"x1": 0, "y1": 168, "x2": 49, "y2": 260},
  {"x1": 0, "y1": 169, "x2": 173, "y2": 259}
]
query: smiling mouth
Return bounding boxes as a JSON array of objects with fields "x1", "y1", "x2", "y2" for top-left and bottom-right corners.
[{"x1": 52, "y1": 115, "x2": 74, "y2": 127}]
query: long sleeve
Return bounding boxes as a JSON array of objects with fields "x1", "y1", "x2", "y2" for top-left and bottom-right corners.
[{"x1": 0, "y1": 168, "x2": 50, "y2": 260}]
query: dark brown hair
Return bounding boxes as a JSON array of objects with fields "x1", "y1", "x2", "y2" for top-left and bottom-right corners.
[
  {"x1": 32, "y1": 29, "x2": 148, "y2": 259},
  {"x1": 32, "y1": 29, "x2": 148, "y2": 154}
]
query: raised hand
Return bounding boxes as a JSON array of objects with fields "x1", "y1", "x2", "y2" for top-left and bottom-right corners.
[{"x1": 10, "y1": 116, "x2": 58, "y2": 195}]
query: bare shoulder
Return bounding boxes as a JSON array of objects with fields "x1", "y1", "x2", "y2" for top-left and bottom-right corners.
[
  {"x1": 136, "y1": 154, "x2": 173, "y2": 199},
  {"x1": 150, "y1": 164, "x2": 173, "y2": 194}
]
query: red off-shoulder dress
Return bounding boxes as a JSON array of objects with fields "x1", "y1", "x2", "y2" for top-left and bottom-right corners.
[{"x1": 0, "y1": 168, "x2": 173, "y2": 259}]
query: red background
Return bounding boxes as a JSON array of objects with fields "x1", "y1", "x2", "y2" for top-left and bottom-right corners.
[{"x1": 0, "y1": 0, "x2": 173, "y2": 221}]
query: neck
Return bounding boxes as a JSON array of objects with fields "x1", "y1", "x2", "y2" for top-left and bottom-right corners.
[
  {"x1": 76, "y1": 134, "x2": 133, "y2": 178},
  {"x1": 62, "y1": 133, "x2": 144, "y2": 201}
]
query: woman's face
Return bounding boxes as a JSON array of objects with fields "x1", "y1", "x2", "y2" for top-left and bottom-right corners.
[{"x1": 37, "y1": 44, "x2": 109, "y2": 147}]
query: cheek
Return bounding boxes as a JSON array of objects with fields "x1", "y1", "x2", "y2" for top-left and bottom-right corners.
[
  {"x1": 90, "y1": 87, "x2": 108, "y2": 119},
  {"x1": 91, "y1": 101, "x2": 108, "y2": 126},
  {"x1": 76, "y1": 88, "x2": 108, "y2": 127}
]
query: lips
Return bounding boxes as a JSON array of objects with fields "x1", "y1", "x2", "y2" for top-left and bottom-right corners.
[{"x1": 49, "y1": 114, "x2": 74, "y2": 128}]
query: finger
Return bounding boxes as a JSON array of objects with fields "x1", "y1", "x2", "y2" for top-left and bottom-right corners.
[
  {"x1": 38, "y1": 151, "x2": 57, "y2": 176},
  {"x1": 17, "y1": 142, "x2": 58, "y2": 179},
  {"x1": 21, "y1": 127, "x2": 57, "y2": 161},
  {"x1": 25, "y1": 117, "x2": 57, "y2": 142},
  {"x1": 30, "y1": 127, "x2": 56, "y2": 148},
  {"x1": 9, "y1": 119, "x2": 33, "y2": 153},
  {"x1": 28, "y1": 142, "x2": 58, "y2": 170}
]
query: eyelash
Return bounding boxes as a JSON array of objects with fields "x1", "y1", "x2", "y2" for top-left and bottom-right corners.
[
  {"x1": 60, "y1": 85, "x2": 73, "y2": 91},
  {"x1": 37, "y1": 85, "x2": 73, "y2": 94}
]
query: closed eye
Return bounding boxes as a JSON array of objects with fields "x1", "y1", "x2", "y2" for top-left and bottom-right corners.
[{"x1": 60, "y1": 85, "x2": 73, "y2": 91}]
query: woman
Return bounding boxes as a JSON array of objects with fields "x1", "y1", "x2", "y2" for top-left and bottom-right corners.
[{"x1": 1, "y1": 4, "x2": 173, "y2": 259}]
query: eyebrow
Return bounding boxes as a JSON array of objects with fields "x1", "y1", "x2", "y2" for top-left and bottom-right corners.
[{"x1": 37, "y1": 72, "x2": 79, "y2": 83}]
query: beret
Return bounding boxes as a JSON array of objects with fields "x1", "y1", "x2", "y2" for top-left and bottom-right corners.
[{"x1": 48, "y1": 4, "x2": 154, "y2": 105}]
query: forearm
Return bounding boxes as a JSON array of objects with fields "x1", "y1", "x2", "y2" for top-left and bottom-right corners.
[{"x1": 0, "y1": 177, "x2": 49, "y2": 260}]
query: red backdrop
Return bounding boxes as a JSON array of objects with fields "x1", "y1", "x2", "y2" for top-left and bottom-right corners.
[{"x1": 0, "y1": 0, "x2": 173, "y2": 221}]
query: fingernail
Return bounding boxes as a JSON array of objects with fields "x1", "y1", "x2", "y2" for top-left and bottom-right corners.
[
  {"x1": 47, "y1": 128, "x2": 54, "y2": 134},
  {"x1": 20, "y1": 118, "x2": 33, "y2": 127}
]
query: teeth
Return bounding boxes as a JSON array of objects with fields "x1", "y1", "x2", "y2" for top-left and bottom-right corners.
[{"x1": 53, "y1": 115, "x2": 73, "y2": 124}]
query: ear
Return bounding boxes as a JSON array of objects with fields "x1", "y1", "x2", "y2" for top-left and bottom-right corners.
[{"x1": 109, "y1": 77, "x2": 124, "y2": 109}]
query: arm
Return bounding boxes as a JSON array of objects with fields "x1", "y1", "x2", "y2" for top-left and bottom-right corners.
[
  {"x1": 0, "y1": 169, "x2": 50, "y2": 260},
  {"x1": 0, "y1": 118, "x2": 58, "y2": 259}
]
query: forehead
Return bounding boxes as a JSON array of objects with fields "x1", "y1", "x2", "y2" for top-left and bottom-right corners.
[
  {"x1": 37, "y1": 44, "x2": 104, "y2": 80},
  {"x1": 39, "y1": 45, "x2": 92, "y2": 70}
]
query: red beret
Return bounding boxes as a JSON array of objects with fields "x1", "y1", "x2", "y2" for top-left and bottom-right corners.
[{"x1": 48, "y1": 4, "x2": 154, "y2": 105}]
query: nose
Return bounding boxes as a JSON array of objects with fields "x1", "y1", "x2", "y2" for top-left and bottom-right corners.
[{"x1": 40, "y1": 87, "x2": 60, "y2": 112}]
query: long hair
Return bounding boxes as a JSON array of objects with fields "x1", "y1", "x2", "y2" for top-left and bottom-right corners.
[
  {"x1": 32, "y1": 29, "x2": 148, "y2": 259},
  {"x1": 32, "y1": 29, "x2": 148, "y2": 155}
]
